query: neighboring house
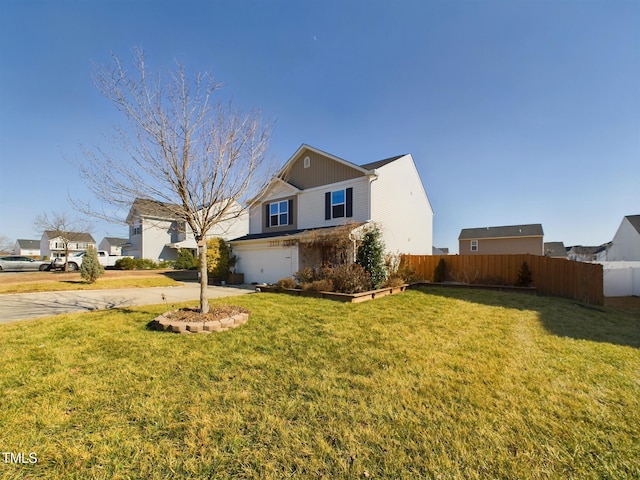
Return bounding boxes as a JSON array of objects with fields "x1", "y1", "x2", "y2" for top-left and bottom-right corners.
[
  {"x1": 13, "y1": 239, "x2": 41, "y2": 258},
  {"x1": 40, "y1": 231, "x2": 96, "y2": 259},
  {"x1": 99, "y1": 237, "x2": 129, "y2": 256},
  {"x1": 229, "y1": 144, "x2": 434, "y2": 284},
  {"x1": 544, "y1": 242, "x2": 568, "y2": 258},
  {"x1": 458, "y1": 224, "x2": 544, "y2": 255},
  {"x1": 433, "y1": 247, "x2": 449, "y2": 255},
  {"x1": 566, "y1": 245, "x2": 604, "y2": 262},
  {"x1": 125, "y1": 198, "x2": 248, "y2": 262},
  {"x1": 596, "y1": 215, "x2": 640, "y2": 261}
]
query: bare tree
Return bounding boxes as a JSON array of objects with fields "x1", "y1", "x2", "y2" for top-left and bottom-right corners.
[
  {"x1": 34, "y1": 212, "x2": 92, "y2": 271},
  {"x1": 0, "y1": 234, "x2": 13, "y2": 254},
  {"x1": 78, "y1": 48, "x2": 272, "y2": 313}
]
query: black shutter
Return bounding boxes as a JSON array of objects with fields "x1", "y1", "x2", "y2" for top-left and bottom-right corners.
[
  {"x1": 325, "y1": 192, "x2": 331, "y2": 220},
  {"x1": 288, "y1": 199, "x2": 293, "y2": 225},
  {"x1": 346, "y1": 187, "x2": 353, "y2": 218},
  {"x1": 265, "y1": 203, "x2": 270, "y2": 228}
]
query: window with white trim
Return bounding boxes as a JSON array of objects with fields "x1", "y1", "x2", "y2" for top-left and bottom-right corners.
[
  {"x1": 471, "y1": 240, "x2": 478, "y2": 251},
  {"x1": 331, "y1": 190, "x2": 345, "y2": 218},
  {"x1": 269, "y1": 200, "x2": 288, "y2": 227},
  {"x1": 324, "y1": 187, "x2": 353, "y2": 220}
]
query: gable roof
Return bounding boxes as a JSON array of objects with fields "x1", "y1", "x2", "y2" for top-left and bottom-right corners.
[
  {"x1": 567, "y1": 245, "x2": 605, "y2": 255},
  {"x1": 16, "y1": 239, "x2": 40, "y2": 250},
  {"x1": 459, "y1": 223, "x2": 544, "y2": 240},
  {"x1": 544, "y1": 242, "x2": 567, "y2": 258},
  {"x1": 279, "y1": 144, "x2": 371, "y2": 179},
  {"x1": 102, "y1": 237, "x2": 129, "y2": 246},
  {"x1": 130, "y1": 198, "x2": 179, "y2": 220},
  {"x1": 44, "y1": 231, "x2": 95, "y2": 243},
  {"x1": 625, "y1": 215, "x2": 640, "y2": 235}
]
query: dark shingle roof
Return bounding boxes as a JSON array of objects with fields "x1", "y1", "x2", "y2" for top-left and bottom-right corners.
[
  {"x1": 44, "y1": 231, "x2": 95, "y2": 243},
  {"x1": 544, "y1": 242, "x2": 567, "y2": 258},
  {"x1": 16, "y1": 239, "x2": 40, "y2": 249},
  {"x1": 625, "y1": 215, "x2": 640, "y2": 235},
  {"x1": 567, "y1": 245, "x2": 604, "y2": 255},
  {"x1": 459, "y1": 224, "x2": 543, "y2": 240},
  {"x1": 131, "y1": 198, "x2": 180, "y2": 219},
  {"x1": 102, "y1": 237, "x2": 129, "y2": 246},
  {"x1": 360, "y1": 154, "x2": 406, "y2": 170}
]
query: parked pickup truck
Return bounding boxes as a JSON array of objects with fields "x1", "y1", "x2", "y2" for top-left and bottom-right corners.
[{"x1": 51, "y1": 251, "x2": 132, "y2": 271}]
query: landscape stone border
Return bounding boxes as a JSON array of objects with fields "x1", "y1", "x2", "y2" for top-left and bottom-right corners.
[{"x1": 150, "y1": 311, "x2": 249, "y2": 334}]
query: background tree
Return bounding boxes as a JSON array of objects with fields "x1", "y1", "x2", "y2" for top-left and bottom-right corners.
[
  {"x1": 78, "y1": 48, "x2": 272, "y2": 313},
  {"x1": 0, "y1": 234, "x2": 13, "y2": 254},
  {"x1": 34, "y1": 212, "x2": 91, "y2": 271},
  {"x1": 80, "y1": 246, "x2": 105, "y2": 284}
]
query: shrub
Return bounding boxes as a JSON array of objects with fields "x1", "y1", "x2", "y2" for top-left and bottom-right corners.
[
  {"x1": 136, "y1": 258, "x2": 159, "y2": 270},
  {"x1": 175, "y1": 249, "x2": 198, "y2": 270},
  {"x1": 115, "y1": 257, "x2": 137, "y2": 270},
  {"x1": 382, "y1": 274, "x2": 406, "y2": 288},
  {"x1": 301, "y1": 279, "x2": 334, "y2": 292},
  {"x1": 80, "y1": 246, "x2": 104, "y2": 284},
  {"x1": 294, "y1": 267, "x2": 316, "y2": 285},
  {"x1": 332, "y1": 263, "x2": 371, "y2": 294},
  {"x1": 356, "y1": 227, "x2": 387, "y2": 289},
  {"x1": 516, "y1": 262, "x2": 533, "y2": 287},
  {"x1": 397, "y1": 256, "x2": 420, "y2": 283},
  {"x1": 276, "y1": 277, "x2": 297, "y2": 289},
  {"x1": 433, "y1": 258, "x2": 446, "y2": 282},
  {"x1": 206, "y1": 238, "x2": 230, "y2": 278}
]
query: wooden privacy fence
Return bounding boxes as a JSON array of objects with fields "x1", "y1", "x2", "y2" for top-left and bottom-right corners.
[{"x1": 403, "y1": 254, "x2": 603, "y2": 306}]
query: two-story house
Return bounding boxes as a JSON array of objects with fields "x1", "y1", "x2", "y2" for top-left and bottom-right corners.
[
  {"x1": 458, "y1": 224, "x2": 544, "y2": 255},
  {"x1": 229, "y1": 144, "x2": 434, "y2": 284},
  {"x1": 125, "y1": 198, "x2": 248, "y2": 262},
  {"x1": 40, "y1": 231, "x2": 96, "y2": 259},
  {"x1": 596, "y1": 215, "x2": 640, "y2": 261}
]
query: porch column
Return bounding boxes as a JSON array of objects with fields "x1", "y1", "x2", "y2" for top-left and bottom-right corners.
[{"x1": 290, "y1": 243, "x2": 299, "y2": 276}]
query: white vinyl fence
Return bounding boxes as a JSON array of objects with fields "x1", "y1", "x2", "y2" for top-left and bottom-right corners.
[{"x1": 600, "y1": 262, "x2": 640, "y2": 297}]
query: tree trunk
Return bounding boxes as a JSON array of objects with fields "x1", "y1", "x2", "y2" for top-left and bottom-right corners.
[
  {"x1": 64, "y1": 242, "x2": 70, "y2": 272},
  {"x1": 198, "y1": 239, "x2": 209, "y2": 314}
]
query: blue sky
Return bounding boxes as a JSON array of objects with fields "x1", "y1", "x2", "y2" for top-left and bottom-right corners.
[{"x1": 1, "y1": 0, "x2": 638, "y2": 254}]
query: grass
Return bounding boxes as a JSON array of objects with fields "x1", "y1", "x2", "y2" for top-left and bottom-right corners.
[
  {"x1": 0, "y1": 276, "x2": 182, "y2": 294},
  {"x1": 0, "y1": 287, "x2": 638, "y2": 479}
]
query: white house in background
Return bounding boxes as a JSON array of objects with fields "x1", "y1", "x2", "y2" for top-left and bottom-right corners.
[
  {"x1": 597, "y1": 215, "x2": 640, "y2": 261},
  {"x1": 124, "y1": 198, "x2": 249, "y2": 262},
  {"x1": 40, "y1": 231, "x2": 96, "y2": 259},
  {"x1": 229, "y1": 144, "x2": 434, "y2": 284},
  {"x1": 99, "y1": 237, "x2": 129, "y2": 256},
  {"x1": 13, "y1": 239, "x2": 41, "y2": 258}
]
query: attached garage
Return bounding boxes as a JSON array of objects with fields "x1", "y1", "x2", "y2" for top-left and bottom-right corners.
[{"x1": 232, "y1": 241, "x2": 299, "y2": 284}]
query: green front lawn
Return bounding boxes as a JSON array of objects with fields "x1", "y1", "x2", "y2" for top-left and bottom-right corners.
[
  {"x1": 1, "y1": 288, "x2": 638, "y2": 479},
  {"x1": 0, "y1": 276, "x2": 182, "y2": 294}
]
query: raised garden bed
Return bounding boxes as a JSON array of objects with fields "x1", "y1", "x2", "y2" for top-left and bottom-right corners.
[
  {"x1": 255, "y1": 284, "x2": 408, "y2": 303},
  {"x1": 149, "y1": 306, "x2": 250, "y2": 334},
  {"x1": 411, "y1": 281, "x2": 537, "y2": 295}
]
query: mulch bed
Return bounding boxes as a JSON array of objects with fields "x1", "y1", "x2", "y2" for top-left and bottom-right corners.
[
  {"x1": 150, "y1": 305, "x2": 250, "y2": 334},
  {"x1": 164, "y1": 306, "x2": 249, "y2": 323}
]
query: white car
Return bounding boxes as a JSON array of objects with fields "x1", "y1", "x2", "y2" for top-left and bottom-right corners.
[{"x1": 0, "y1": 256, "x2": 51, "y2": 271}]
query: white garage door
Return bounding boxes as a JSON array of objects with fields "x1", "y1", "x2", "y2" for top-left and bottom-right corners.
[{"x1": 234, "y1": 244, "x2": 298, "y2": 284}]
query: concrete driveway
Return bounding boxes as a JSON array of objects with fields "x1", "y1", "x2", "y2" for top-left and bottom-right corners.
[{"x1": 0, "y1": 284, "x2": 254, "y2": 323}]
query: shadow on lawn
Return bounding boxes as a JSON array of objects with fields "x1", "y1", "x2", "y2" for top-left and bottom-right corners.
[{"x1": 411, "y1": 285, "x2": 640, "y2": 349}]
